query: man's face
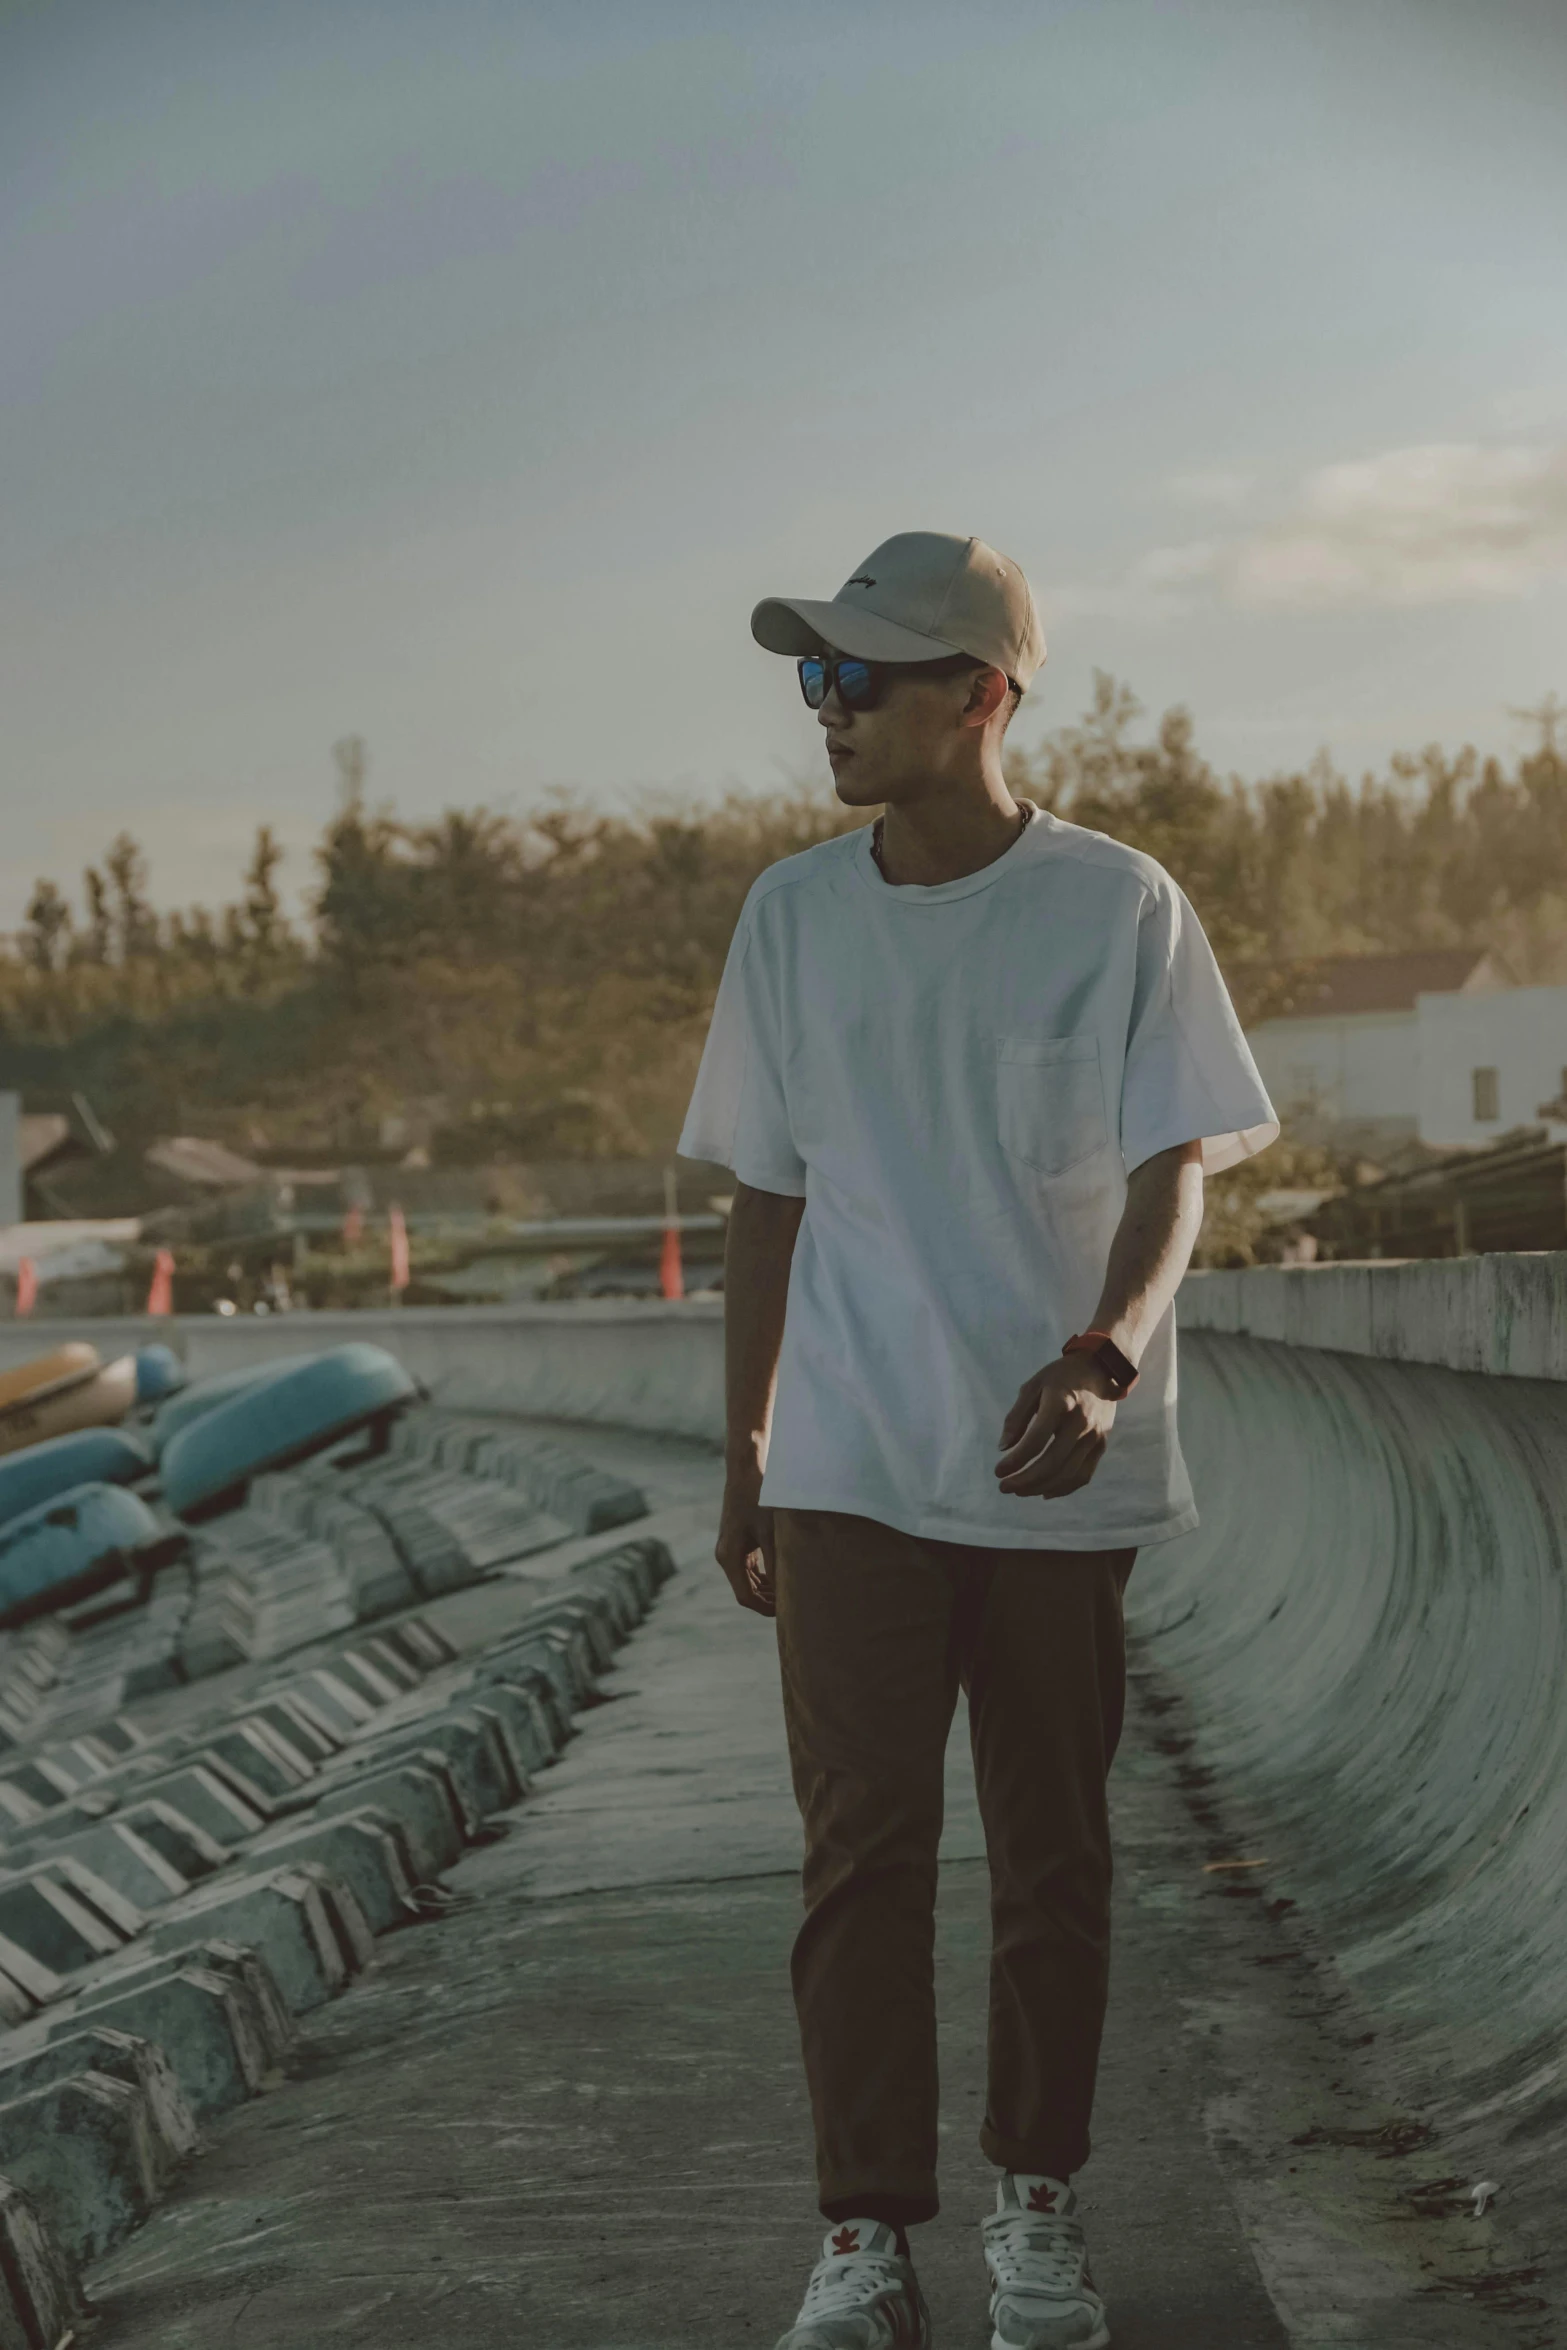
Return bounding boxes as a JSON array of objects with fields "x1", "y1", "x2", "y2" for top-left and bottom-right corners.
[{"x1": 813, "y1": 651, "x2": 999, "y2": 809}]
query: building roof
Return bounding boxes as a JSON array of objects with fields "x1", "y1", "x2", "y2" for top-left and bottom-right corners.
[
  {"x1": 144, "y1": 1135, "x2": 267, "y2": 1190},
  {"x1": 1255, "y1": 948, "x2": 1506, "y2": 1023},
  {"x1": 19, "y1": 1112, "x2": 77, "y2": 1172},
  {"x1": 1308, "y1": 1125, "x2": 1567, "y2": 1258},
  {"x1": 0, "y1": 1217, "x2": 141, "y2": 1275}
]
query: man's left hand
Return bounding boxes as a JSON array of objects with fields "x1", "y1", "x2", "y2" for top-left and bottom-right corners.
[{"x1": 995, "y1": 1355, "x2": 1118, "y2": 1498}]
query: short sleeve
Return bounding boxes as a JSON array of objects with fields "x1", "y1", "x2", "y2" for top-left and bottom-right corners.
[
  {"x1": 678, "y1": 896, "x2": 808, "y2": 1196},
  {"x1": 1120, "y1": 874, "x2": 1278, "y2": 1176}
]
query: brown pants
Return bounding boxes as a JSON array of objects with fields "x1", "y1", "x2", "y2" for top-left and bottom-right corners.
[{"x1": 774, "y1": 1508, "x2": 1132, "y2": 2226}]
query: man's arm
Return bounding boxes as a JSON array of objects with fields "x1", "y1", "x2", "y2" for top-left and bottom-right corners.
[
  {"x1": 714, "y1": 1178, "x2": 806, "y2": 1615},
  {"x1": 995, "y1": 1139, "x2": 1205, "y2": 1499}
]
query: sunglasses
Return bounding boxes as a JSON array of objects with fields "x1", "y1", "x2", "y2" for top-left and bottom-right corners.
[
  {"x1": 797, "y1": 651, "x2": 1021, "y2": 713},
  {"x1": 797, "y1": 653, "x2": 883, "y2": 710}
]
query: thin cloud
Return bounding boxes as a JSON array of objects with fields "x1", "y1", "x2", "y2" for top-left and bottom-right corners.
[
  {"x1": 1166, "y1": 468, "x2": 1256, "y2": 509},
  {"x1": 1124, "y1": 441, "x2": 1567, "y2": 612}
]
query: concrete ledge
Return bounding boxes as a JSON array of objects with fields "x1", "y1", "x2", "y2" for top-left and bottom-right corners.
[
  {"x1": 20, "y1": 1265, "x2": 1567, "y2": 1408},
  {"x1": 0, "y1": 1300, "x2": 729, "y2": 1441},
  {"x1": 1179, "y1": 1251, "x2": 1567, "y2": 1377}
]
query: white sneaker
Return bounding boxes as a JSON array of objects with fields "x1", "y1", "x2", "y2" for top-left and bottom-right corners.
[
  {"x1": 982, "y1": 2174, "x2": 1110, "y2": 2349},
  {"x1": 774, "y1": 2217, "x2": 933, "y2": 2349}
]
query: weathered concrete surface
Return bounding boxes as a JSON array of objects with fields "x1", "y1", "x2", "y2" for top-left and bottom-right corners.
[
  {"x1": 0, "y1": 2067, "x2": 164, "y2": 2262},
  {"x1": 45, "y1": 1960, "x2": 270, "y2": 2114},
  {"x1": 0, "y1": 1301, "x2": 732, "y2": 1443},
  {"x1": 145, "y1": 1869, "x2": 350, "y2": 2011},
  {"x1": 1180, "y1": 1252, "x2": 1567, "y2": 1378},
  {"x1": 1131, "y1": 1331, "x2": 1567, "y2": 2325},
  {"x1": 80, "y1": 1425, "x2": 1528, "y2": 2348},
  {"x1": 14, "y1": 1248, "x2": 1567, "y2": 1411}
]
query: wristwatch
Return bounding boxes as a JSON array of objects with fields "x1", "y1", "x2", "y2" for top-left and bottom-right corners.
[{"x1": 1062, "y1": 1330, "x2": 1140, "y2": 1400}]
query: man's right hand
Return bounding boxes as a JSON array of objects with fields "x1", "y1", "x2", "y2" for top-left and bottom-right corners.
[{"x1": 715, "y1": 1468, "x2": 777, "y2": 1617}]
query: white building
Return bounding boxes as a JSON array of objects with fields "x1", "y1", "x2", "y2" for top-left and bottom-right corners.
[
  {"x1": 1244, "y1": 949, "x2": 1567, "y2": 1151},
  {"x1": 1417, "y1": 986, "x2": 1567, "y2": 1146}
]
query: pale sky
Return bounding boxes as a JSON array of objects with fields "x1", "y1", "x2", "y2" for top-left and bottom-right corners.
[{"x1": 4, "y1": 0, "x2": 1566, "y2": 928}]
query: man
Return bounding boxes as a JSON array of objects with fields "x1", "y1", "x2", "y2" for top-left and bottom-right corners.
[{"x1": 679, "y1": 532, "x2": 1276, "y2": 2350}]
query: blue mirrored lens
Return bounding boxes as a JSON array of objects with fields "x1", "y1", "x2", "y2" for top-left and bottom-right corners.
[
  {"x1": 837, "y1": 660, "x2": 874, "y2": 705},
  {"x1": 798, "y1": 658, "x2": 828, "y2": 707}
]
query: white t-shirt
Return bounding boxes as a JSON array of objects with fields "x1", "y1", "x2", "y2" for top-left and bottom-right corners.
[{"x1": 679, "y1": 805, "x2": 1277, "y2": 1551}]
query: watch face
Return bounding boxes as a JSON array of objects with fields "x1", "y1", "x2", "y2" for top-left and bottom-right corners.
[
  {"x1": 1065, "y1": 1333, "x2": 1137, "y2": 1397},
  {"x1": 1085, "y1": 1338, "x2": 1135, "y2": 1397}
]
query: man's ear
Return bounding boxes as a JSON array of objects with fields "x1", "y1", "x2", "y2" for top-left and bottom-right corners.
[{"x1": 961, "y1": 665, "x2": 1011, "y2": 729}]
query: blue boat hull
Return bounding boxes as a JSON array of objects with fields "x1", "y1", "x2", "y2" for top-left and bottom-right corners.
[
  {"x1": 0, "y1": 1428, "x2": 154, "y2": 1535},
  {"x1": 160, "y1": 1344, "x2": 419, "y2": 1522},
  {"x1": 0, "y1": 1481, "x2": 172, "y2": 1629},
  {"x1": 134, "y1": 1344, "x2": 187, "y2": 1405},
  {"x1": 151, "y1": 1354, "x2": 311, "y2": 1455}
]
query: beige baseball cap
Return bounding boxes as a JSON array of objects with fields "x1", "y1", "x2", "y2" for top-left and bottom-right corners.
[{"x1": 751, "y1": 530, "x2": 1045, "y2": 688}]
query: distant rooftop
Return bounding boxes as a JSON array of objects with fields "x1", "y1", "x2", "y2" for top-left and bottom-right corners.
[
  {"x1": 144, "y1": 1135, "x2": 267, "y2": 1190},
  {"x1": 1255, "y1": 948, "x2": 1508, "y2": 1023}
]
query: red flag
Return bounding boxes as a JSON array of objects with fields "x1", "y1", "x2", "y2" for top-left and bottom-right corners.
[
  {"x1": 146, "y1": 1247, "x2": 175, "y2": 1316},
  {"x1": 659, "y1": 1163, "x2": 684, "y2": 1300},
  {"x1": 341, "y1": 1203, "x2": 364, "y2": 1248},
  {"x1": 659, "y1": 1222, "x2": 684, "y2": 1301},
  {"x1": 388, "y1": 1204, "x2": 410, "y2": 1294},
  {"x1": 14, "y1": 1258, "x2": 36, "y2": 1318}
]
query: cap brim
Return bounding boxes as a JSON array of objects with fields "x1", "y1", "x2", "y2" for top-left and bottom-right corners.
[{"x1": 750, "y1": 596, "x2": 965, "y2": 665}]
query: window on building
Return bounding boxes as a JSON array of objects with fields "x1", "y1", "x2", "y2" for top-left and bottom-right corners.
[{"x1": 1472, "y1": 1067, "x2": 1500, "y2": 1123}]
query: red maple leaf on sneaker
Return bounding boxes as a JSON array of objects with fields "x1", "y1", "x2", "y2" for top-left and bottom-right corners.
[
  {"x1": 1026, "y1": 2183, "x2": 1060, "y2": 2213},
  {"x1": 831, "y1": 2227, "x2": 862, "y2": 2255}
]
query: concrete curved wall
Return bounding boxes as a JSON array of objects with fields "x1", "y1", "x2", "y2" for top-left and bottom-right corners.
[
  {"x1": 1132, "y1": 1329, "x2": 1567, "y2": 2225},
  {"x1": 0, "y1": 1301, "x2": 729, "y2": 1449},
  {"x1": 7, "y1": 1279, "x2": 1563, "y2": 2218}
]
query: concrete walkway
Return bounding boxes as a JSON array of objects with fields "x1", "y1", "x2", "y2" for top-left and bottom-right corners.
[{"x1": 87, "y1": 1425, "x2": 1515, "y2": 2349}]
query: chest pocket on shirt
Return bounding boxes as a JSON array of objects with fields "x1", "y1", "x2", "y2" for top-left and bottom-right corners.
[{"x1": 996, "y1": 1035, "x2": 1108, "y2": 1176}]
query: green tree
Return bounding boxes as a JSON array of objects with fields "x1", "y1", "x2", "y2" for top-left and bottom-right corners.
[
  {"x1": 5, "y1": 694, "x2": 1566, "y2": 1165},
  {"x1": 105, "y1": 833, "x2": 158, "y2": 961},
  {"x1": 242, "y1": 826, "x2": 290, "y2": 960},
  {"x1": 78, "y1": 865, "x2": 113, "y2": 964},
  {"x1": 23, "y1": 879, "x2": 72, "y2": 972}
]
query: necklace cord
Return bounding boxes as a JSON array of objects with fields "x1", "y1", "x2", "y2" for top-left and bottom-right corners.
[{"x1": 870, "y1": 800, "x2": 1032, "y2": 881}]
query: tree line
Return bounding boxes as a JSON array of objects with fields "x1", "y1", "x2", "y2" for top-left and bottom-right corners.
[{"x1": 3, "y1": 683, "x2": 1563, "y2": 1167}]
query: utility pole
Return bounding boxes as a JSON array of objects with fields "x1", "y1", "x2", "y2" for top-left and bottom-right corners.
[
  {"x1": 1509, "y1": 694, "x2": 1566, "y2": 759},
  {"x1": 0, "y1": 1094, "x2": 20, "y2": 1227},
  {"x1": 333, "y1": 735, "x2": 367, "y2": 814}
]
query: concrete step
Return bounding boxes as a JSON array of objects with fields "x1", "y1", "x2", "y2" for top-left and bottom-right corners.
[
  {"x1": 0, "y1": 2068, "x2": 165, "y2": 2263},
  {"x1": 0, "y1": 1513, "x2": 678, "y2": 2306},
  {"x1": 45, "y1": 1958, "x2": 273, "y2": 2114}
]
